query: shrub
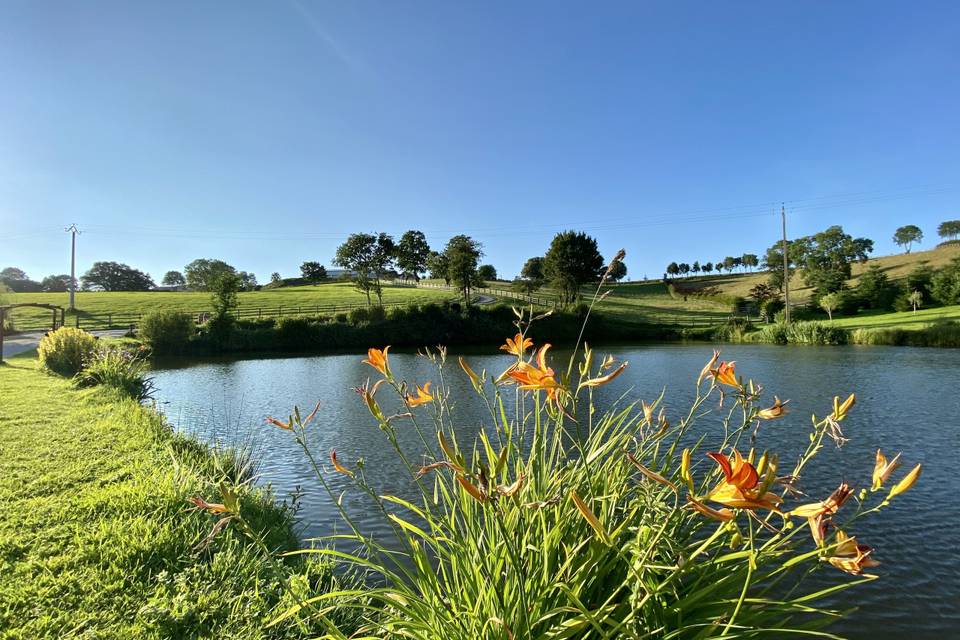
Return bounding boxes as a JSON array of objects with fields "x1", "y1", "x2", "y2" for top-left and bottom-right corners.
[
  {"x1": 200, "y1": 312, "x2": 920, "y2": 637},
  {"x1": 348, "y1": 307, "x2": 370, "y2": 324},
  {"x1": 711, "y1": 317, "x2": 752, "y2": 342},
  {"x1": 931, "y1": 257, "x2": 960, "y2": 306},
  {"x1": 139, "y1": 310, "x2": 194, "y2": 353},
  {"x1": 334, "y1": 312, "x2": 348, "y2": 323},
  {"x1": 37, "y1": 327, "x2": 98, "y2": 376},
  {"x1": 74, "y1": 347, "x2": 155, "y2": 400}
]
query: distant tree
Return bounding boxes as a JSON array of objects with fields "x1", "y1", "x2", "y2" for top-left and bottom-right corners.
[
  {"x1": 81, "y1": 261, "x2": 154, "y2": 291},
  {"x1": 702, "y1": 262, "x2": 713, "y2": 274},
  {"x1": 938, "y1": 220, "x2": 960, "y2": 242},
  {"x1": 477, "y1": 264, "x2": 497, "y2": 281},
  {"x1": 691, "y1": 261, "x2": 701, "y2": 274},
  {"x1": 519, "y1": 256, "x2": 545, "y2": 292},
  {"x1": 762, "y1": 241, "x2": 802, "y2": 292},
  {"x1": 666, "y1": 262, "x2": 680, "y2": 277},
  {"x1": 184, "y1": 259, "x2": 238, "y2": 291},
  {"x1": 608, "y1": 259, "x2": 627, "y2": 282},
  {"x1": 162, "y1": 270, "x2": 186, "y2": 287},
  {"x1": 819, "y1": 291, "x2": 842, "y2": 321},
  {"x1": 237, "y1": 271, "x2": 258, "y2": 291},
  {"x1": 334, "y1": 233, "x2": 379, "y2": 307},
  {"x1": 210, "y1": 273, "x2": 241, "y2": 318},
  {"x1": 856, "y1": 265, "x2": 897, "y2": 310},
  {"x1": 444, "y1": 235, "x2": 483, "y2": 305},
  {"x1": 796, "y1": 226, "x2": 874, "y2": 297},
  {"x1": 300, "y1": 261, "x2": 328, "y2": 284},
  {"x1": 742, "y1": 254, "x2": 759, "y2": 271},
  {"x1": 893, "y1": 225, "x2": 923, "y2": 253},
  {"x1": 906, "y1": 265, "x2": 935, "y2": 304},
  {"x1": 396, "y1": 230, "x2": 431, "y2": 281},
  {"x1": 0, "y1": 267, "x2": 27, "y2": 281},
  {"x1": 732, "y1": 256, "x2": 743, "y2": 271},
  {"x1": 908, "y1": 290, "x2": 923, "y2": 313},
  {"x1": 41, "y1": 274, "x2": 75, "y2": 292},
  {"x1": 678, "y1": 263, "x2": 690, "y2": 277},
  {"x1": 931, "y1": 257, "x2": 960, "y2": 305},
  {"x1": 723, "y1": 256, "x2": 736, "y2": 273},
  {"x1": 270, "y1": 272, "x2": 282, "y2": 284},
  {"x1": 543, "y1": 231, "x2": 604, "y2": 304},
  {"x1": 427, "y1": 251, "x2": 451, "y2": 285}
]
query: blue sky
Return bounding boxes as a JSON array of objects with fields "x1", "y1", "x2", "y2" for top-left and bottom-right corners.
[{"x1": 2, "y1": 1, "x2": 959, "y2": 283}]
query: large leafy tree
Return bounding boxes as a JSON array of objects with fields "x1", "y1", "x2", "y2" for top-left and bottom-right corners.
[
  {"x1": 443, "y1": 235, "x2": 483, "y2": 305},
  {"x1": 741, "y1": 254, "x2": 759, "y2": 271},
  {"x1": 334, "y1": 233, "x2": 378, "y2": 306},
  {"x1": 396, "y1": 230, "x2": 431, "y2": 281},
  {"x1": 514, "y1": 257, "x2": 545, "y2": 294},
  {"x1": 237, "y1": 271, "x2": 258, "y2": 291},
  {"x1": 937, "y1": 220, "x2": 960, "y2": 242},
  {"x1": 0, "y1": 267, "x2": 43, "y2": 292},
  {"x1": 931, "y1": 256, "x2": 960, "y2": 305},
  {"x1": 0, "y1": 267, "x2": 27, "y2": 281},
  {"x1": 893, "y1": 225, "x2": 923, "y2": 253},
  {"x1": 665, "y1": 262, "x2": 680, "y2": 278},
  {"x1": 855, "y1": 265, "x2": 897, "y2": 310},
  {"x1": 184, "y1": 259, "x2": 238, "y2": 291},
  {"x1": 427, "y1": 252, "x2": 451, "y2": 285},
  {"x1": 162, "y1": 270, "x2": 186, "y2": 287},
  {"x1": 41, "y1": 274, "x2": 76, "y2": 292},
  {"x1": 795, "y1": 225, "x2": 873, "y2": 297},
  {"x1": 477, "y1": 264, "x2": 497, "y2": 281},
  {"x1": 300, "y1": 261, "x2": 328, "y2": 284},
  {"x1": 543, "y1": 231, "x2": 604, "y2": 304},
  {"x1": 762, "y1": 241, "x2": 803, "y2": 292},
  {"x1": 81, "y1": 261, "x2": 154, "y2": 291}
]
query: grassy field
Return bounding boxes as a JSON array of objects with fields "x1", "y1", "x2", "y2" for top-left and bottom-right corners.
[
  {"x1": 4, "y1": 282, "x2": 454, "y2": 329},
  {"x1": 825, "y1": 304, "x2": 960, "y2": 330},
  {"x1": 0, "y1": 353, "x2": 343, "y2": 638}
]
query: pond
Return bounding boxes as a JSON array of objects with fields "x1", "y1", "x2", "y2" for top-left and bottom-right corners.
[{"x1": 151, "y1": 343, "x2": 960, "y2": 639}]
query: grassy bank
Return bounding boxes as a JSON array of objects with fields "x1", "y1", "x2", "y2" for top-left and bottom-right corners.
[
  {"x1": 741, "y1": 319, "x2": 960, "y2": 347},
  {"x1": 0, "y1": 353, "x2": 345, "y2": 638}
]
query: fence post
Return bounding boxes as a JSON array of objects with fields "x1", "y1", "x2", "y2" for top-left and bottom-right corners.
[{"x1": 108, "y1": 313, "x2": 112, "y2": 328}]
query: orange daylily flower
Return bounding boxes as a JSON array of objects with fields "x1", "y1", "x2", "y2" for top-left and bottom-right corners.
[
  {"x1": 330, "y1": 450, "x2": 354, "y2": 477},
  {"x1": 790, "y1": 483, "x2": 854, "y2": 519},
  {"x1": 757, "y1": 396, "x2": 789, "y2": 420},
  {"x1": 363, "y1": 346, "x2": 391, "y2": 377},
  {"x1": 706, "y1": 450, "x2": 782, "y2": 511},
  {"x1": 500, "y1": 333, "x2": 534, "y2": 357},
  {"x1": 687, "y1": 496, "x2": 735, "y2": 522},
  {"x1": 825, "y1": 530, "x2": 880, "y2": 576},
  {"x1": 697, "y1": 350, "x2": 721, "y2": 386},
  {"x1": 872, "y1": 449, "x2": 902, "y2": 490},
  {"x1": 405, "y1": 381, "x2": 434, "y2": 407},
  {"x1": 188, "y1": 496, "x2": 231, "y2": 514},
  {"x1": 508, "y1": 344, "x2": 563, "y2": 402},
  {"x1": 710, "y1": 361, "x2": 740, "y2": 388},
  {"x1": 888, "y1": 463, "x2": 922, "y2": 498},
  {"x1": 579, "y1": 362, "x2": 628, "y2": 390}
]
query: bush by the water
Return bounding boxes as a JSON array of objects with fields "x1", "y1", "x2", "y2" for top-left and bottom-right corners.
[
  {"x1": 37, "y1": 327, "x2": 98, "y2": 376},
  {"x1": 189, "y1": 301, "x2": 670, "y2": 353},
  {"x1": 139, "y1": 310, "x2": 195, "y2": 353},
  {"x1": 751, "y1": 320, "x2": 849, "y2": 345},
  {"x1": 74, "y1": 347, "x2": 156, "y2": 400}
]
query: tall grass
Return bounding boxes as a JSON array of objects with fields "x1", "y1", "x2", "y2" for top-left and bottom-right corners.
[
  {"x1": 190, "y1": 254, "x2": 922, "y2": 638},
  {"x1": 74, "y1": 346, "x2": 156, "y2": 400},
  {"x1": 850, "y1": 320, "x2": 960, "y2": 347},
  {"x1": 749, "y1": 321, "x2": 849, "y2": 345}
]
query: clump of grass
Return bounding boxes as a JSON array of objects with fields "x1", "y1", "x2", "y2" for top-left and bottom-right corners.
[
  {"x1": 851, "y1": 320, "x2": 960, "y2": 347},
  {"x1": 193, "y1": 251, "x2": 922, "y2": 638},
  {"x1": 750, "y1": 320, "x2": 849, "y2": 345},
  {"x1": 74, "y1": 346, "x2": 156, "y2": 400},
  {"x1": 37, "y1": 326, "x2": 99, "y2": 376}
]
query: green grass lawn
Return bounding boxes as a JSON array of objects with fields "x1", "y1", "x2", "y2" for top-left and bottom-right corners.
[
  {"x1": 825, "y1": 304, "x2": 960, "y2": 330},
  {"x1": 0, "y1": 353, "x2": 341, "y2": 638},
  {"x1": 5, "y1": 282, "x2": 454, "y2": 329}
]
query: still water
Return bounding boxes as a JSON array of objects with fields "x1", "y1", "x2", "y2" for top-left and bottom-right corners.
[{"x1": 151, "y1": 344, "x2": 960, "y2": 638}]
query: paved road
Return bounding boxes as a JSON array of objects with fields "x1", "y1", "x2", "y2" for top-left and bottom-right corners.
[{"x1": 1, "y1": 329, "x2": 130, "y2": 360}]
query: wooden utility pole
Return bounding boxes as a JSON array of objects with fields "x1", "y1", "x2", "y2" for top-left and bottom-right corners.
[
  {"x1": 65, "y1": 224, "x2": 80, "y2": 310},
  {"x1": 781, "y1": 204, "x2": 790, "y2": 324}
]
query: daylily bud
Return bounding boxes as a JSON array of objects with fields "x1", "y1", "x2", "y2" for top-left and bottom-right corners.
[{"x1": 888, "y1": 463, "x2": 922, "y2": 498}]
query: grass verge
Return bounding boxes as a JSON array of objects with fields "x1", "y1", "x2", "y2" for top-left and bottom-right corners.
[{"x1": 0, "y1": 353, "x2": 347, "y2": 639}]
